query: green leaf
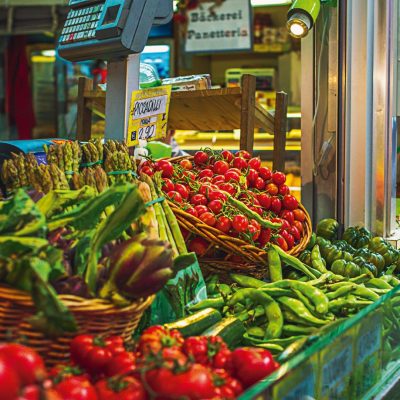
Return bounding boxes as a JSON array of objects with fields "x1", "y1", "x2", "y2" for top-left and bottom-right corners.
[
  {"x1": 74, "y1": 230, "x2": 95, "y2": 277},
  {"x1": 0, "y1": 237, "x2": 49, "y2": 258},
  {"x1": 0, "y1": 189, "x2": 46, "y2": 237}
]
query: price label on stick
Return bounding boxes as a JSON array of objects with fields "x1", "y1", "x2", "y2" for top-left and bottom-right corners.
[{"x1": 127, "y1": 85, "x2": 172, "y2": 147}]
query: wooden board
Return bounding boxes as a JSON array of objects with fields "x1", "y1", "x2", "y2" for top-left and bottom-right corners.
[{"x1": 82, "y1": 87, "x2": 275, "y2": 133}]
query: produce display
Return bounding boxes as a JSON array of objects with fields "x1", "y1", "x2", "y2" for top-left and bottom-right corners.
[
  {"x1": 0, "y1": 331, "x2": 279, "y2": 400},
  {"x1": 138, "y1": 149, "x2": 309, "y2": 261},
  {"x1": 1, "y1": 140, "x2": 400, "y2": 399}
]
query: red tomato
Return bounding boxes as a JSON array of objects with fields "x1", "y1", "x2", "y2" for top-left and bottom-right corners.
[
  {"x1": 188, "y1": 237, "x2": 209, "y2": 257},
  {"x1": 194, "y1": 205, "x2": 208, "y2": 216},
  {"x1": 254, "y1": 177, "x2": 265, "y2": 190},
  {"x1": 183, "y1": 170, "x2": 196, "y2": 181},
  {"x1": 258, "y1": 166, "x2": 272, "y2": 180},
  {"x1": 190, "y1": 194, "x2": 208, "y2": 206},
  {"x1": 198, "y1": 184, "x2": 213, "y2": 197},
  {"x1": 185, "y1": 206, "x2": 199, "y2": 218},
  {"x1": 0, "y1": 344, "x2": 46, "y2": 386},
  {"x1": 247, "y1": 169, "x2": 259, "y2": 184},
  {"x1": 96, "y1": 376, "x2": 146, "y2": 400},
  {"x1": 231, "y1": 348, "x2": 279, "y2": 389},
  {"x1": 167, "y1": 191, "x2": 183, "y2": 204},
  {"x1": 232, "y1": 157, "x2": 248, "y2": 170},
  {"x1": 208, "y1": 191, "x2": 227, "y2": 202},
  {"x1": 259, "y1": 229, "x2": 272, "y2": 246},
  {"x1": 258, "y1": 193, "x2": 272, "y2": 210},
  {"x1": 198, "y1": 169, "x2": 214, "y2": 179},
  {"x1": 221, "y1": 150, "x2": 234, "y2": 163},
  {"x1": 270, "y1": 197, "x2": 282, "y2": 214},
  {"x1": 103, "y1": 336, "x2": 125, "y2": 357},
  {"x1": 282, "y1": 230, "x2": 295, "y2": 249},
  {"x1": 105, "y1": 352, "x2": 135, "y2": 377},
  {"x1": 279, "y1": 210, "x2": 295, "y2": 225},
  {"x1": 0, "y1": 354, "x2": 20, "y2": 400},
  {"x1": 272, "y1": 217, "x2": 290, "y2": 231},
  {"x1": 248, "y1": 157, "x2": 261, "y2": 171},
  {"x1": 218, "y1": 183, "x2": 236, "y2": 195},
  {"x1": 193, "y1": 151, "x2": 209, "y2": 166},
  {"x1": 282, "y1": 195, "x2": 299, "y2": 211},
  {"x1": 54, "y1": 376, "x2": 98, "y2": 400},
  {"x1": 225, "y1": 170, "x2": 241, "y2": 183},
  {"x1": 248, "y1": 224, "x2": 261, "y2": 241},
  {"x1": 174, "y1": 183, "x2": 189, "y2": 200},
  {"x1": 145, "y1": 363, "x2": 215, "y2": 400},
  {"x1": 84, "y1": 348, "x2": 113, "y2": 375},
  {"x1": 216, "y1": 216, "x2": 232, "y2": 233},
  {"x1": 137, "y1": 326, "x2": 183, "y2": 356},
  {"x1": 236, "y1": 150, "x2": 251, "y2": 160},
  {"x1": 266, "y1": 183, "x2": 279, "y2": 196},
  {"x1": 140, "y1": 166, "x2": 154, "y2": 177},
  {"x1": 249, "y1": 206, "x2": 263, "y2": 216},
  {"x1": 212, "y1": 175, "x2": 225, "y2": 184},
  {"x1": 278, "y1": 184, "x2": 290, "y2": 196},
  {"x1": 213, "y1": 369, "x2": 243, "y2": 398},
  {"x1": 272, "y1": 171, "x2": 286, "y2": 185},
  {"x1": 162, "y1": 178, "x2": 174, "y2": 193},
  {"x1": 293, "y1": 208, "x2": 306, "y2": 222},
  {"x1": 290, "y1": 225, "x2": 301, "y2": 242},
  {"x1": 19, "y1": 386, "x2": 61, "y2": 400},
  {"x1": 275, "y1": 235, "x2": 289, "y2": 251},
  {"x1": 180, "y1": 159, "x2": 193, "y2": 170},
  {"x1": 293, "y1": 220, "x2": 304, "y2": 234},
  {"x1": 213, "y1": 160, "x2": 230, "y2": 175},
  {"x1": 155, "y1": 160, "x2": 174, "y2": 179},
  {"x1": 232, "y1": 215, "x2": 249, "y2": 233},
  {"x1": 199, "y1": 176, "x2": 212, "y2": 184},
  {"x1": 208, "y1": 200, "x2": 223, "y2": 214},
  {"x1": 199, "y1": 212, "x2": 217, "y2": 227}
]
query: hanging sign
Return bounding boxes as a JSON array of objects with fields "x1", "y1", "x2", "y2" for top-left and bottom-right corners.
[
  {"x1": 127, "y1": 85, "x2": 172, "y2": 147},
  {"x1": 185, "y1": 0, "x2": 252, "y2": 53}
]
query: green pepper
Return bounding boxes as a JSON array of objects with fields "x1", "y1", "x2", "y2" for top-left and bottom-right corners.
[
  {"x1": 316, "y1": 219, "x2": 339, "y2": 241},
  {"x1": 354, "y1": 248, "x2": 385, "y2": 273}
]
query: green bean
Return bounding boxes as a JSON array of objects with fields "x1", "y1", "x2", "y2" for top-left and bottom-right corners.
[
  {"x1": 329, "y1": 296, "x2": 372, "y2": 311},
  {"x1": 189, "y1": 296, "x2": 225, "y2": 312},
  {"x1": 228, "y1": 289, "x2": 283, "y2": 339},
  {"x1": 243, "y1": 333, "x2": 305, "y2": 347},
  {"x1": 271, "y1": 244, "x2": 317, "y2": 279},
  {"x1": 292, "y1": 288, "x2": 315, "y2": 313},
  {"x1": 366, "y1": 278, "x2": 393, "y2": 290},
  {"x1": 327, "y1": 284, "x2": 356, "y2": 300},
  {"x1": 326, "y1": 282, "x2": 355, "y2": 291},
  {"x1": 311, "y1": 245, "x2": 329, "y2": 273},
  {"x1": 353, "y1": 286, "x2": 380, "y2": 301},
  {"x1": 262, "y1": 287, "x2": 293, "y2": 297},
  {"x1": 349, "y1": 274, "x2": 371, "y2": 284},
  {"x1": 277, "y1": 296, "x2": 329, "y2": 326},
  {"x1": 390, "y1": 276, "x2": 400, "y2": 286},
  {"x1": 242, "y1": 336, "x2": 284, "y2": 352},
  {"x1": 230, "y1": 273, "x2": 265, "y2": 288},
  {"x1": 268, "y1": 248, "x2": 283, "y2": 282},
  {"x1": 217, "y1": 283, "x2": 232, "y2": 296},
  {"x1": 246, "y1": 326, "x2": 265, "y2": 339},
  {"x1": 282, "y1": 324, "x2": 318, "y2": 336},
  {"x1": 306, "y1": 273, "x2": 343, "y2": 287}
]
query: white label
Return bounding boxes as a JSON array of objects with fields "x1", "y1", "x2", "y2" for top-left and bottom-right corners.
[
  {"x1": 132, "y1": 95, "x2": 168, "y2": 120},
  {"x1": 185, "y1": 0, "x2": 252, "y2": 53}
]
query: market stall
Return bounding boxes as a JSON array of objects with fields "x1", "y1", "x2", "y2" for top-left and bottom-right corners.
[{"x1": 1, "y1": 1, "x2": 400, "y2": 400}]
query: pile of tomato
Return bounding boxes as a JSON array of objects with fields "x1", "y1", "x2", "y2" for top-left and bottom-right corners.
[
  {"x1": 140, "y1": 149, "x2": 307, "y2": 256},
  {"x1": 0, "y1": 328, "x2": 279, "y2": 400}
]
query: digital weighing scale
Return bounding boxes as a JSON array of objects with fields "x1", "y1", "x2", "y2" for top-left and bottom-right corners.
[{"x1": 57, "y1": 0, "x2": 173, "y2": 142}]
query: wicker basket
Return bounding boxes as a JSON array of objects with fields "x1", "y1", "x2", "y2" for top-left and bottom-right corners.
[
  {"x1": 167, "y1": 155, "x2": 312, "y2": 272},
  {"x1": 0, "y1": 285, "x2": 154, "y2": 366}
]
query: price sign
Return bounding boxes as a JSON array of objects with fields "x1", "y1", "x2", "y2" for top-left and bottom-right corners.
[
  {"x1": 272, "y1": 356, "x2": 317, "y2": 400},
  {"x1": 318, "y1": 332, "x2": 354, "y2": 400},
  {"x1": 352, "y1": 310, "x2": 383, "y2": 398},
  {"x1": 127, "y1": 85, "x2": 172, "y2": 147}
]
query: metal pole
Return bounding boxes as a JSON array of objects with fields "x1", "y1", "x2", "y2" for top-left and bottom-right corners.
[{"x1": 105, "y1": 54, "x2": 140, "y2": 142}]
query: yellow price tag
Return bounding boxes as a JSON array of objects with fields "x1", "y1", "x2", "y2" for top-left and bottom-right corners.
[{"x1": 127, "y1": 85, "x2": 172, "y2": 147}]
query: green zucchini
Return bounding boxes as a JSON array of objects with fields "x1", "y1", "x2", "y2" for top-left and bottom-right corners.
[
  {"x1": 202, "y1": 317, "x2": 245, "y2": 348},
  {"x1": 165, "y1": 308, "x2": 222, "y2": 337}
]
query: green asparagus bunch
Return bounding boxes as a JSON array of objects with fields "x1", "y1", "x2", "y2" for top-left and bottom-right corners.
[
  {"x1": 104, "y1": 140, "x2": 134, "y2": 184},
  {"x1": 77, "y1": 166, "x2": 108, "y2": 193},
  {"x1": 81, "y1": 139, "x2": 103, "y2": 165},
  {"x1": 1, "y1": 152, "x2": 32, "y2": 192}
]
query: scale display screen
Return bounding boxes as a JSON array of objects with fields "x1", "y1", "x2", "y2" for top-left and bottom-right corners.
[{"x1": 57, "y1": 0, "x2": 173, "y2": 62}]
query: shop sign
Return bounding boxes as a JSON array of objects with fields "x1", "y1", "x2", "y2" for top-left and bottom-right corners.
[
  {"x1": 127, "y1": 85, "x2": 172, "y2": 147},
  {"x1": 185, "y1": 0, "x2": 252, "y2": 53}
]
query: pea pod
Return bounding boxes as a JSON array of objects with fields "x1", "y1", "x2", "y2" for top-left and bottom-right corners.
[
  {"x1": 228, "y1": 288, "x2": 283, "y2": 339},
  {"x1": 230, "y1": 273, "x2": 265, "y2": 288},
  {"x1": 316, "y1": 218, "x2": 339, "y2": 241},
  {"x1": 311, "y1": 245, "x2": 328, "y2": 273},
  {"x1": 189, "y1": 296, "x2": 225, "y2": 312},
  {"x1": 282, "y1": 324, "x2": 318, "y2": 336},
  {"x1": 327, "y1": 284, "x2": 356, "y2": 300},
  {"x1": 243, "y1": 333, "x2": 305, "y2": 348},
  {"x1": 268, "y1": 248, "x2": 282, "y2": 282},
  {"x1": 298, "y1": 250, "x2": 312, "y2": 267},
  {"x1": 352, "y1": 285, "x2": 380, "y2": 301},
  {"x1": 366, "y1": 278, "x2": 393, "y2": 290},
  {"x1": 277, "y1": 296, "x2": 329, "y2": 326},
  {"x1": 271, "y1": 244, "x2": 317, "y2": 279},
  {"x1": 246, "y1": 326, "x2": 266, "y2": 339},
  {"x1": 262, "y1": 287, "x2": 293, "y2": 297},
  {"x1": 329, "y1": 295, "x2": 373, "y2": 312}
]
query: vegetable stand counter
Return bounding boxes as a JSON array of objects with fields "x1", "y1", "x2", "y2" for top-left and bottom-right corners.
[{"x1": 239, "y1": 284, "x2": 400, "y2": 400}]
